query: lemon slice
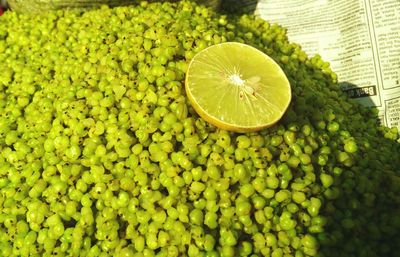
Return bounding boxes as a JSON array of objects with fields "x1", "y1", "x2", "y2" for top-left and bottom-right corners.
[{"x1": 185, "y1": 42, "x2": 292, "y2": 132}]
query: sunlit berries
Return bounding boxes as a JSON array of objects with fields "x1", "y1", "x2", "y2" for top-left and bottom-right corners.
[{"x1": 0, "y1": 1, "x2": 399, "y2": 257}]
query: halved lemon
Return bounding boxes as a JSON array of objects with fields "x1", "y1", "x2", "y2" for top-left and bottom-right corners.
[{"x1": 185, "y1": 42, "x2": 292, "y2": 133}]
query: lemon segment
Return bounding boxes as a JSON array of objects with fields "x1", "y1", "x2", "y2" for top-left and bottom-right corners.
[{"x1": 185, "y1": 42, "x2": 292, "y2": 132}]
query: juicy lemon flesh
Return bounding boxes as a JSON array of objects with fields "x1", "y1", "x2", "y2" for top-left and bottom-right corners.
[{"x1": 185, "y1": 42, "x2": 292, "y2": 132}]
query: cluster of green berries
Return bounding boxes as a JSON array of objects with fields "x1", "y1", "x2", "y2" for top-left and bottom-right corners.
[{"x1": 0, "y1": 1, "x2": 399, "y2": 257}]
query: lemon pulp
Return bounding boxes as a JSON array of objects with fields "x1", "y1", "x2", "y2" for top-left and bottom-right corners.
[{"x1": 185, "y1": 42, "x2": 292, "y2": 132}]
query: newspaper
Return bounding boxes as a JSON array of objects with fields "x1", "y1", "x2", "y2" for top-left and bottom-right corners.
[{"x1": 251, "y1": 0, "x2": 400, "y2": 129}]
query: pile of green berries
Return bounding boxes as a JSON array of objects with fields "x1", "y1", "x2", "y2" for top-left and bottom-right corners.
[
  {"x1": 6, "y1": 0, "x2": 221, "y2": 13},
  {"x1": 0, "y1": 1, "x2": 399, "y2": 257}
]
